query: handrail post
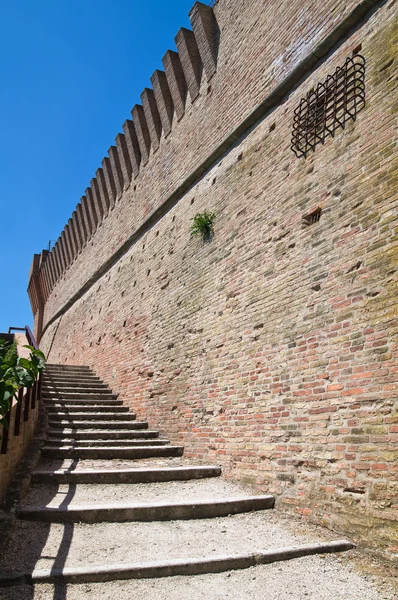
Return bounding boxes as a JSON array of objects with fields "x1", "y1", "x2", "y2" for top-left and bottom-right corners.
[
  {"x1": 31, "y1": 375, "x2": 40, "y2": 410},
  {"x1": 24, "y1": 387, "x2": 32, "y2": 422},
  {"x1": 1, "y1": 407, "x2": 12, "y2": 454},
  {"x1": 14, "y1": 388, "x2": 24, "y2": 436}
]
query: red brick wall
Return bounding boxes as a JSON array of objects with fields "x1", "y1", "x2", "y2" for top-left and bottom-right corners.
[{"x1": 32, "y1": 0, "x2": 397, "y2": 559}]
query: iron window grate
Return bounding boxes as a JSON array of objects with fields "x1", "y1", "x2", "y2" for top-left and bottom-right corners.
[{"x1": 291, "y1": 55, "x2": 366, "y2": 159}]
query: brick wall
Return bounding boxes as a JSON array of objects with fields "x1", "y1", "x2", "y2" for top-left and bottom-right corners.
[{"x1": 30, "y1": 0, "x2": 397, "y2": 559}]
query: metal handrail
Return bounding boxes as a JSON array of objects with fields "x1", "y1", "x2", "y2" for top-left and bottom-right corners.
[
  {"x1": 8, "y1": 325, "x2": 39, "y2": 349},
  {"x1": 25, "y1": 325, "x2": 39, "y2": 350}
]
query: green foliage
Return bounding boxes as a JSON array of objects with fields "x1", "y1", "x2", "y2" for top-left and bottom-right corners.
[
  {"x1": 190, "y1": 210, "x2": 216, "y2": 243},
  {"x1": 4, "y1": 340, "x2": 18, "y2": 365},
  {"x1": 0, "y1": 338, "x2": 46, "y2": 431}
]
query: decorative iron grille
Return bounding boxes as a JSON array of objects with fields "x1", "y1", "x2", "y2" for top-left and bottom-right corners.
[{"x1": 291, "y1": 55, "x2": 366, "y2": 158}]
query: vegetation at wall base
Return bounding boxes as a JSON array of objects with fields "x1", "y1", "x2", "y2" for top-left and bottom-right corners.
[{"x1": 0, "y1": 338, "x2": 46, "y2": 431}]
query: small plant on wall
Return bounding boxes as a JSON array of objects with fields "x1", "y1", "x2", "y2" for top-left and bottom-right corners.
[{"x1": 190, "y1": 210, "x2": 216, "y2": 243}]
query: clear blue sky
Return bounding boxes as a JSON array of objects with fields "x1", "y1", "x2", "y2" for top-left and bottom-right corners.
[{"x1": 0, "y1": 0, "x2": 196, "y2": 333}]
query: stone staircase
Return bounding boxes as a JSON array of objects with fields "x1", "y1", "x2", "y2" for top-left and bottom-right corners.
[
  {"x1": 41, "y1": 364, "x2": 181, "y2": 460},
  {"x1": 0, "y1": 363, "x2": 354, "y2": 595}
]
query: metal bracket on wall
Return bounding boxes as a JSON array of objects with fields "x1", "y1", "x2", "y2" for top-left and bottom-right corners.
[{"x1": 291, "y1": 55, "x2": 366, "y2": 158}]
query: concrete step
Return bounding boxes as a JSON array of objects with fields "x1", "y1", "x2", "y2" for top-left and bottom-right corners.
[
  {"x1": 42, "y1": 392, "x2": 118, "y2": 400},
  {"x1": 19, "y1": 494, "x2": 274, "y2": 523},
  {"x1": 46, "y1": 428, "x2": 159, "y2": 440},
  {"x1": 41, "y1": 445, "x2": 184, "y2": 459},
  {"x1": 46, "y1": 412, "x2": 137, "y2": 421},
  {"x1": 47, "y1": 420, "x2": 148, "y2": 430},
  {"x1": 45, "y1": 438, "x2": 170, "y2": 447},
  {"x1": 31, "y1": 465, "x2": 222, "y2": 484},
  {"x1": 44, "y1": 404, "x2": 129, "y2": 413}
]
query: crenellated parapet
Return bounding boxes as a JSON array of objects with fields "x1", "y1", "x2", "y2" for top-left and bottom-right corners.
[{"x1": 28, "y1": 2, "x2": 219, "y2": 332}]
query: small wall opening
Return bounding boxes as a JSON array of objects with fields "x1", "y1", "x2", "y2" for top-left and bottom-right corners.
[{"x1": 302, "y1": 207, "x2": 322, "y2": 227}]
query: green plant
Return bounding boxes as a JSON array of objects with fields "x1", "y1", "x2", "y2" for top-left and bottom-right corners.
[
  {"x1": 0, "y1": 338, "x2": 46, "y2": 431},
  {"x1": 190, "y1": 210, "x2": 216, "y2": 242}
]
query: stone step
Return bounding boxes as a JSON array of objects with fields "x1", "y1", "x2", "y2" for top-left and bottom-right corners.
[
  {"x1": 46, "y1": 428, "x2": 159, "y2": 440},
  {"x1": 45, "y1": 363, "x2": 92, "y2": 369},
  {"x1": 31, "y1": 465, "x2": 222, "y2": 484},
  {"x1": 44, "y1": 404, "x2": 129, "y2": 413},
  {"x1": 44, "y1": 368, "x2": 92, "y2": 376},
  {"x1": 19, "y1": 494, "x2": 274, "y2": 523},
  {"x1": 23, "y1": 478, "x2": 256, "y2": 507},
  {"x1": 43, "y1": 381, "x2": 106, "y2": 388},
  {"x1": 43, "y1": 384, "x2": 113, "y2": 392},
  {"x1": 42, "y1": 380, "x2": 106, "y2": 389},
  {"x1": 40, "y1": 445, "x2": 184, "y2": 459},
  {"x1": 42, "y1": 386, "x2": 111, "y2": 394},
  {"x1": 45, "y1": 438, "x2": 170, "y2": 447},
  {"x1": 43, "y1": 399, "x2": 124, "y2": 407},
  {"x1": 21, "y1": 540, "x2": 354, "y2": 585},
  {"x1": 47, "y1": 420, "x2": 149, "y2": 430},
  {"x1": 0, "y1": 503, "x2": 355, "y2": 587},
  {"x1": 46, "y1": 413, "x2": 137, "y2": 422},
  {"x1": 42, "y1": 392, "x2": 118, "y2": 400},
  {"x1": 42, "y1": 375, "x2": 108, "y2": 388},
  {"x1": 43, "y1": 376, "x2": 103, "y2": 385}
]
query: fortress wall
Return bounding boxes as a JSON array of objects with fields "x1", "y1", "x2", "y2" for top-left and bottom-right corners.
[
  {"x1": 30, "y1": 0, "x2": 397, "y2": 558},
  {"x1": 32, "y1": 0, "x2": 367, "y2": 330}
]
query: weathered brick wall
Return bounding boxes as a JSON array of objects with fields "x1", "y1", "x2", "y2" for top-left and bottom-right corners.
[
  {"x1": 35, "y1": 0, "x2": 369, "y2": 324},
  {"x1": 31, "y1": 0, "x2": 397, "y2": 559}
]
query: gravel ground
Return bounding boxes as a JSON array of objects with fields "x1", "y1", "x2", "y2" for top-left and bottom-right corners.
[
  {"x1": 23, "y1": 478, "x2": 255, "y2": 507},
  {"x1": 1, "y1": 554, "x2": 396, "y2": 600}
]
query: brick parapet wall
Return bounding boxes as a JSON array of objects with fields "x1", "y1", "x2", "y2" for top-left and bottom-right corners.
[{"x1": 31, "y1": 0, "x2": 397, "y2": 559}]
